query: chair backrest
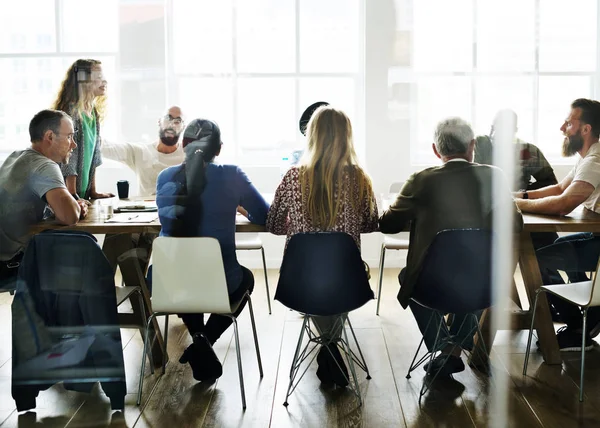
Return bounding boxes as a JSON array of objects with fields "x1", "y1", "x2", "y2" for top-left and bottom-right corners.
[
  {"x1": 151, "y1": 237, "x2": 232, "y2": 314},
  {"x1": 389, "y1": 182, "x2": 404, "y2": 194},
  {"x1": 16, "y1": 230, "x2": 119, "y2": 326},
  {"x1": 412, "y1": 229, "x2": 493, "y2": 314},
  {"x1": 275, "y1": 232, "x2": 374, "y2": 316}
]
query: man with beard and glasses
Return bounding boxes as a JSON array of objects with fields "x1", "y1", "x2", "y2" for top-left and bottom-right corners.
[
  {"x1": 515, "y1": 98, "x2": 600, "y2": 352},
  {"x1": 103, "y1": 106, "x2": 185, "y2": 196}
]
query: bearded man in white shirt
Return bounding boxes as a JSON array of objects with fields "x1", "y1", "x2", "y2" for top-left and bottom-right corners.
[{"x1": 103, "y1": 106, "x2": 185, "y2": 196}]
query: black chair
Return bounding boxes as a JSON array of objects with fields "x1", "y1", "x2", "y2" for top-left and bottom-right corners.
[
  {"x1": 404, "y1": 229, "x2": 493, "y2": 399},
  {"x1": 275, "y1": 232, "x2": 373, "y2": 406},
  {"x1": 11, "y1": 231, "x2": 132, "y2": 411}
]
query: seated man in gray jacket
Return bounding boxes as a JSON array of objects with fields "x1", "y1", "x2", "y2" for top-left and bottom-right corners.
[{"x1": 379, "y1": 117, "x2": 522, "y2": 376}]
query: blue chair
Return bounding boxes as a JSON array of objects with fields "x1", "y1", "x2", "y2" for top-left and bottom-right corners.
[
  {"x1": 275, "y1": 232, "x2": 373, "y2": 406},
  {"x1": 404, "y1": 229, "x2": 493, "y2": 399},
  {"x1": 11, "y1": 231, "x2": 138, "y2": 411}
]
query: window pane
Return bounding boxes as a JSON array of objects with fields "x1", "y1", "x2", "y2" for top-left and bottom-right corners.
[
  {"x1": 0, "y1": 57, "x2": 117, "y2": 152},
  {"x1": 298, "y1": 77, "x2": 356, "y2": 126},
  {"x1": 538, "y1": 76, "x2": 592, "y2": 159},
  {"x1": 414, "y1": 77, "x2": 472, "y2": 158},
  {"x1": 413, "y1": 0, "x2": 473, "y2": 72},
  {"x1": 299, "y1": 0, "x2": 360, "y2": 73},
  {"x1": 237, "y1": 78, "x2": 295, "y2": 159},
  {"x1": 0, "y1": 1, "x2": 56, "y2": 53},
  {"x1": 236, "y1": 0, "x2": 295, "y2": 73},
  {"x1": 474, "y1": 77, "x2": 534, "y2": 143},
  {"x1": 539, "y1": 1, "x2": 597, "y2": 72},
  {"x1": 62, "y1": 0, "x2": 118, "y2": 52},
  {"x1": 178, "y1": 78, "x2": 234, "y2": 162},
  {"x1": 173, "y1": 0, "x2": 233, "y2": 74},
  {"x1": 476, "y1": 0, "x2": 535, "y2": 72}
]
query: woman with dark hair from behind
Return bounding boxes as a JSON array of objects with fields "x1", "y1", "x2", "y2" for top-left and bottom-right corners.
[
  {"x1": 266, "y1": 106, "x2": 379, "y2": 387},
  {"x1": 156, "y1": 119, "x2": 269, "y2": 381}
]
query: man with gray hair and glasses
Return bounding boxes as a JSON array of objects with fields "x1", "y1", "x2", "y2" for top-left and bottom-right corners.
[{"x1": 379, "y1": 117, "x2": 522, "y2": 377}]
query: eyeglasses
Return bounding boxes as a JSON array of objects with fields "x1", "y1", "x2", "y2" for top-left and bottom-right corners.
[
  {"x1": 54, "y1": 132, "x2": 75, "y2": 141},
  {"x1": 163, "y1": 115, "x2": 184, "y2": 126}
]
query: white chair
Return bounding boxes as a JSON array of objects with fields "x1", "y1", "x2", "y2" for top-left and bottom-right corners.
[
  {"x1": 136, "y1": 237, "x2": 263, "y2": 409},
  {"x1": 376, "y1": 182, "x2": 409, "y2": 315},
  {"x1": 523, "y1": 257, "x2": 600, "y2": 402},
  {"x1": 236, "y1": 234, "x2": 271, "y2": 314}
]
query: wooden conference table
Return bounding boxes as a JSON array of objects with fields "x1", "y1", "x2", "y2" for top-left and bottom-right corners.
[{"x1": 31, "y1": 199, "x2": 600, "y2": 367}]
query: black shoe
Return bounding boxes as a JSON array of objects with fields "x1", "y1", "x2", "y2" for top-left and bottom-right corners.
[
  {"x1": 317, "y1": 343, "x2": 349, "y2": 387},
  {"x1": 423, "y1": 354, "x2": 465, "y2": 377},
  {"x1": 536, "y1": 326, "x2": 594, "y2": 351},
  {"x1": 316, "y1": 347, "x2": 333, "y2": 385},
  {"x1": 589, "y1": 321, "x2": 600, "y2": 339},
  {"x1": 556, "y1": 327, "x2": 593, "y2": 352},
  {"x1": 179, "y1": 334, "x2": 223, "y2": 381}
]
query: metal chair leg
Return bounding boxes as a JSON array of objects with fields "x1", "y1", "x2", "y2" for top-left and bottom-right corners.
[
  {"x1": 260, "y1": 247, "x2": 272, "y2": 314},
  {"x1": 137, "y1": 313, "x2": 157, "y2": 406},
  {"x1": 246, "y1": 295, "x2": 263, "y2": 377},
  {"x1": 135, "y1": 290, "x2": 154, "y2": 375},
  {"x1": 342, "y1": 321, "x2": 363, "y2": 406},
  {"x1": 231, "y1": 318, "x2": 247, "y2": 410},
  {"x1": 420, "y1": 314, "x2": 445, "y2": 400},
  {"x1": 580, "y1": 309, "x2": 588, "y2": 402},
  {"x1": 376, "y1": 245, "x2": 386, "y2": 315},
  {"x1": 162, "y1": 315, "x2": 169, "y2": 375},
  {"x1": 406, "y1": 311, "x2": 436, "y2": 378},
  {"x1": 346, "y1": 316, "x2": 371, "y2": 379},
  {"x1": 523, "y1": 290, "x2": 541, "y2": 376},
  {"x1": 284, "y1": 317, "x2": 309, "y2": 406}
]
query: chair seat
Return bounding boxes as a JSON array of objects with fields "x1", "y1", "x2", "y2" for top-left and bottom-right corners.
[
  {"x1": 236, "y1": 237, "x2": 263, "y2": 250},
  {"x1": 383, "y1": 236, "x2": 409, "y2": 250},
  {"x1": 115, "y1": 286, "x2": 141, "y2": 306},
  {"x1": 542, "y1": 281, "x2": 595, "y2": 307}
]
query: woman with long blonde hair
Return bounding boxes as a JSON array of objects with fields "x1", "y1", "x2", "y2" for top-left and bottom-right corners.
[
  {"x1": 52, "y1": 59, "x2": 113, "y2": 200},
  {"x1": 266, "y1": 105, "x2": 378, "y2": 386}
]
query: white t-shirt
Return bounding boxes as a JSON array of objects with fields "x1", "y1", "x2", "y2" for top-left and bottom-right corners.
[
  {"x1": 102, "y1": 141, "x2": 184, "y2": 196},
  {"x1": 564, "y1": 142, "x2": 600, "y2": 213}
]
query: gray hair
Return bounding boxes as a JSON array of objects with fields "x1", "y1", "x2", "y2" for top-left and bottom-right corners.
[{"x1": 433, "y1": 117, "x2": 474, "y2": 157}]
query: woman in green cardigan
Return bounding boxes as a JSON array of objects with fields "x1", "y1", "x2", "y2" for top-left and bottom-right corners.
[{"x1": 52, "y1": 59, "x2": 114, "y2": 200}]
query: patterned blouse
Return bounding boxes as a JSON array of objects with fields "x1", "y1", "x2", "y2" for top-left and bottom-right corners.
[{"x1": 266, "y1": 166, "x2": 379, "y2": 249}]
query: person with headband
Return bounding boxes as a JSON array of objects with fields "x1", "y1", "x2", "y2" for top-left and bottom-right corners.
[
  {"x1": 155, "y1": 118, "x2": 269, "y2": 382},
  {"x1": 52, "y1": 59, "x2": 114, "y2": 200}
]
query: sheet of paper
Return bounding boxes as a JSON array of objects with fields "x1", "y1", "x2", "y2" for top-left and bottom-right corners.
[{"x1": 104, "y1": 213, "x2": 158, "y2": 223}]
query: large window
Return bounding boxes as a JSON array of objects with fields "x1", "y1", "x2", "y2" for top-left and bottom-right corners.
[
  {"x1": 0, "y1": 0, "x2": 119, "y2": 154},
  {"x1": 0, "y1": 0, "x2": 362, "y2": 168},
  {"x1": 170, "y1": 0, "x2": 362, "y2": 165},
  {"x1": 388, "y1": 0, "x2": 599, "y2": 164}
]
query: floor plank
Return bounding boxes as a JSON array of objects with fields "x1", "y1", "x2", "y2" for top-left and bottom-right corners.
[{"x1": 2, "y1": 268, "x2": 600, "y2": 427}]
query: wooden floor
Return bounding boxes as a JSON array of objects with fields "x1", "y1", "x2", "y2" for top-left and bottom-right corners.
[{"x1": 1, "y1": 269, "x2": 600, "y2": 427}]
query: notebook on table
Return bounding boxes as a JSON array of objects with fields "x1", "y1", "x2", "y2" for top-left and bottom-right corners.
[{"x1": 114, "y1": 200, "x2": 157, "y2": 213}]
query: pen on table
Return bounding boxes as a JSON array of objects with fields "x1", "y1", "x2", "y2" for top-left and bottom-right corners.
[{"x1": 128, "y1": 214, "x2": 139, "y2": 220}]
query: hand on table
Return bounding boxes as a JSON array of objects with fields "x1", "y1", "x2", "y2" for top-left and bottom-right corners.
[
  {"x1": 77, "y1": 199, "x2": 89, "y2": 219},
  {"x1": 90, "y1": 191, "x2": 115, "y2": 200},
  {"x1": 237, "y1": 206, "x2": 249, "y2": 218}
]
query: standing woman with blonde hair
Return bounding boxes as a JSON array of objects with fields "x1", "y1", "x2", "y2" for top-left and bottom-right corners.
[
  {"x1": 52, "y1": 59, "x2": 113, "y2": 200},
  {"x1": 266, "y1": 105, "x2": 378, "y2": 386}
]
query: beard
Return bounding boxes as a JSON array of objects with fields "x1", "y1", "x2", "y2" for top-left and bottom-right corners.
[
  {"x1": 159, "y1": 128, "x2": 181, "y2": 146},
  {"x1": 562, "y1": 132, "x2": 584, "y2": 157}
]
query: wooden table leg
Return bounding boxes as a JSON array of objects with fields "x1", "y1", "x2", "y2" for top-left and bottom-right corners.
[
  {"x1": 469, "y1": 308, "x2": 495, "y2": 369},
  {"x1": 103, "y1": 233, "x2": 166, "y2": 368},
  {"x1": 519, "y1": 232, "x2": 561, "y2": 365}
]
